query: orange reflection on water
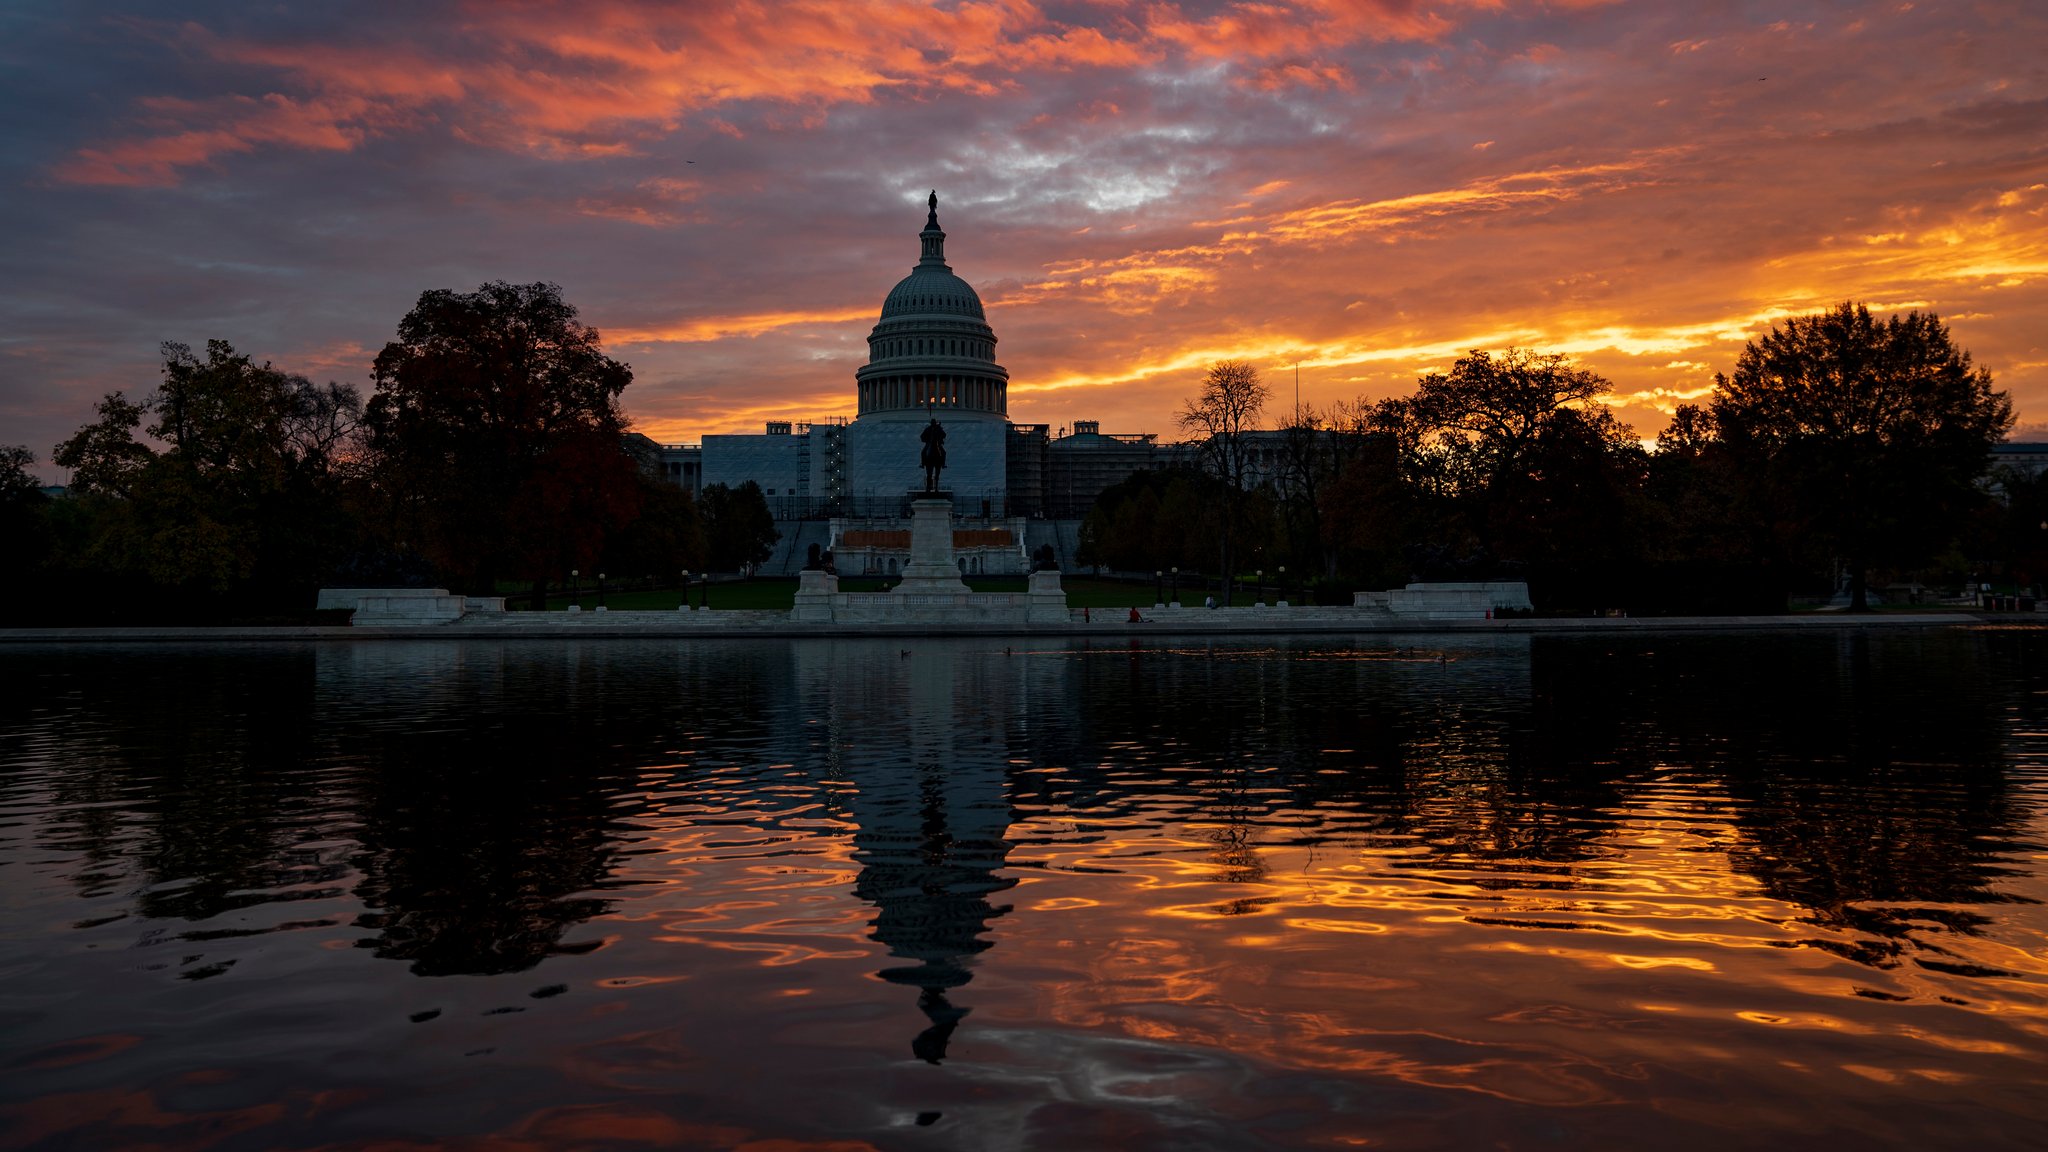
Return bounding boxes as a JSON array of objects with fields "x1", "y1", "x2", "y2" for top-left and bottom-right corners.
[
  {"x1": 0, "y1": 1084, "x2": 288, "y2": 1149},
  {"x1": 8, "y1": 635, "x2": 2048, "y2": 1149},
  {"x1": 981, "y1": 760, "x2": 2048, "y2": 1120}
]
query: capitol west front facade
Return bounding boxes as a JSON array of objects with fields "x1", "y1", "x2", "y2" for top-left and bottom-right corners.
[{"x1": 659, "y1": 194, "x2": 1168, "y2": 544}]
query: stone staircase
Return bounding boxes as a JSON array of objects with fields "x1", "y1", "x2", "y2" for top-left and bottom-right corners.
[
  {"x1": 1022, "y1": 519, "x2": 1085, "y2": 572},
  {"x1": 768, "y1": 521, "x2": 834, "y2": 576}
]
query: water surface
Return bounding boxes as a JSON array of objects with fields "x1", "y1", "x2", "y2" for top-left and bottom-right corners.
[{"x1": 2, "y1": 631, "x2": 2045, "y2": 1150}]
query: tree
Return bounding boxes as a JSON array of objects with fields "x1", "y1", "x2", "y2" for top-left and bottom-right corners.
[
  {"x1": 0, "y1": 444, "x2": 44, "y2": 505},
  {"x1": 365, "y1": 282, "x2": 641, "y2": 594},
  {"x1": 1076, "y1": 467, "x2": 1228, "y2": 574},
  {"x1": 50, "y1": 341, "x2": 362, "y2": 604},
  {"x1": 1178, "y1": 361, "x2": 1269, "y2": 603},
  {"x1": 602, "y1": 475, "x2": 706, "y2": 581},
  {"x1": 1636, "y1": 403, "x2": 1794, "y2": 614},
  {"x1": 1275, "y1": 407, "x2": 1330, "y2": 580},
  {"x1": 1406, "y1": 347, "x2": 1619, "y2": 495},
  {"x1": 52, "y1": 390, "x2": 157, "y2": 507},
  {"x1": 0, "y1": 446, "x2": 52, "y2": 615},
  {"x1": 1379, "y1": 348, "x2": 1645, "y2": 604},
  {"x1": 1708, "y1": 303, "x2": 2011, "y2": 610},
  {"x1": 699, "y1": 481, "x2": 779, "y2": 573}
]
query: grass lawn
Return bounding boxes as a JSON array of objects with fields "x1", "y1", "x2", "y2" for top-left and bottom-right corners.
[{"x1": 506, "y1": 573, "x2": 1196, "y2": 612}]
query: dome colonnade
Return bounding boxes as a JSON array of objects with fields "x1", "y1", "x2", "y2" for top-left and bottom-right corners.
[{"x1": 853, "y1": 191, "x2": 1009, "y2": 420}]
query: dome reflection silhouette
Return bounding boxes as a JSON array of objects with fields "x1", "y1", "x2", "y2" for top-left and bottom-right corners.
[{"x1": 802, "y1": 641, "x2": 1020, "y2": 1063}]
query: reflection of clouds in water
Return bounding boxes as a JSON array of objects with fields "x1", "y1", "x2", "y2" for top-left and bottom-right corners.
[
  {"x1": 304, "y1": 631, "x2": 2042, "y2": 990},
  {"x1": 316, "y1": 641, "x2": 808, "y2": 977},
  {"x1": 5, "y1": 633, "x2": 2040, "y2": 1148}
]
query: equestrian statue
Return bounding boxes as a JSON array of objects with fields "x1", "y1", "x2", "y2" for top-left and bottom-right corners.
[{"x1": 919, "y1": 415, "x2": 947, "y2": 493}]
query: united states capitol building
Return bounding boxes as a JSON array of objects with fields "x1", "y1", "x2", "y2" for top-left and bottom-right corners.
[{"x1": 634, "y1": 193, "x2": 1176, "y2": 574}]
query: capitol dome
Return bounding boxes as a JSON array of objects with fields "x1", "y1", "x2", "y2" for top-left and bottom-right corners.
[
  {"x1": 854, "y1": 192, "x2": 1008, "y2": 422},
  {"x1": 880, "y1": 265, "x2": 985, "y2": 321}
]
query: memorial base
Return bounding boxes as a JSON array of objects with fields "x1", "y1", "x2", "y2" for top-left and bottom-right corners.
[
  {"x1": 778, "y1": 493, "x2": 1071, "y2": 626},
  {"x1": 893, "y1": 493, "x2": 969, "y2": 594}
]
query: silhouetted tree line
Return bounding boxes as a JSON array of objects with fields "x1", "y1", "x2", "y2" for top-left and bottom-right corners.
[
  {"x1": 3, "y1": 282, "x2": 775, "y2": 625},
  {"x1": 2, "y1": 296, "x2": 2017, "y2": 622},
  {"x1": 1082, "y1": 303, "x2": 2016, "y2": 613}
]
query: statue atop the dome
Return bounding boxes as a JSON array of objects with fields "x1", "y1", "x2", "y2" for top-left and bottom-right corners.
[
  {"x1": 919, "y1": 415, "x2": 947, "y2": 493},
  {"x1": 927, "y1": 189, "x2": 939, "y2": 228}
]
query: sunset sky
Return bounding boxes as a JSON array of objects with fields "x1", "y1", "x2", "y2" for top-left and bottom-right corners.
[{"x1": 4, "y1": 0, "x2": 2045, "y2": 474}]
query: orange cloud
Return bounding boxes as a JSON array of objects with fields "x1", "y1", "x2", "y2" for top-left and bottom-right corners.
[
  {"x1": 572, "y1": 177, "x2": 704, "y2": 227},
  {"x1": 57, "y1": 3, "x2": 1151, "y2": 183},
  {"x1": 989, "y1": 177, "x2": 2048, "y2": 432},
  {"x1": 1146, "y1": 0, "x2": 1465, "y2": 59},
  {"x1": 993, "y1": 158, "x2": 1673, "y2": 318},
  {"x1": 607, "y1": 308, "x2": 874, "y2": 346},
  {"x1": 1252, "y1": 159, "x2": 1674, "y2": 246},
  {"x1": 54, "y1": 92, "x2": 390, "y2": 186},
  {"x1": 56, "y1": 1, "x2": 1486, "y2": 185},
  {"x1": 1764, "y1": 184, "x2": 2048, "y2": 291},
  {"x1": 631, "y1": 387, "x2": 856, "y2": 444}
]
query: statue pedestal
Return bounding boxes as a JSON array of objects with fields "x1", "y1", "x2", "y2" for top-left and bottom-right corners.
[
  {"x1": 893, "y1": 493, "x2": 969, "y2": 594},
  {"x1": 791, "y1": 568, "x2": 839, "y2": 622},
  {"x1": 1026, "y1": 568, "x2": 1068, "y2": 623},
  {"x1": 779, "y1": 493, "x2": 1070, "y2": 626}
]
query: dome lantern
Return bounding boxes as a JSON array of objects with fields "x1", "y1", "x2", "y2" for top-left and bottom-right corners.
[{"x1": 920, "y1": 190, "x2": 947, "y2": 267}]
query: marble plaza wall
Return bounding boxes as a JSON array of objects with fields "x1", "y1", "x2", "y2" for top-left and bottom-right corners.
[
  {"x1": 791, "y1": 568, "x2": 1068, "y2": 625},
  {"x1": 1354, "y1": 581, "x2": 1534, "y2": 619}
]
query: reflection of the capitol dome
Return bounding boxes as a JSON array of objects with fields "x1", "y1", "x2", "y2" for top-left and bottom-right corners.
[{"x1": 794, "y1": 640, "x2": 1031, "y2": 1063}]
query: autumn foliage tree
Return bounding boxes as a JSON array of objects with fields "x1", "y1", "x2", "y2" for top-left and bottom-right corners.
[{"x1": 365, "y1": 282, "x2": 642, "y2": 596}]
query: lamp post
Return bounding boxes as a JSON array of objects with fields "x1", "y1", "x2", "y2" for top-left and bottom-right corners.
[
  {"x1": 1154, "y1": 569, "x2": 1163, "y2": 607},
  {"x1": 702, "y1": 572, "x2": 710, "y2": 611},
  {"x1": 570, "y1": 568, "x2": 580, "y2": 611},
  {"x1": 1255, "y1": 568, "x2": 1264, "y2": 607},
  {"x1": 681, "y1": 570, "x2": 690, "y2": 611},
  {"x1": 1170, "y1": 567, "x2": 1179, "y2": 607},
  {"x1": 1278, "y1": 565, "x2": 1287, "y2": 606},
  {"x1": 597, "y1": 572, "x2": 606, "y2": 610}
]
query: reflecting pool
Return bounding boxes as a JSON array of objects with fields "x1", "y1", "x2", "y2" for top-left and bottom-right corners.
[{"x1": 1, "y1": 631, "x2": 2045, "y2": 1150}]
